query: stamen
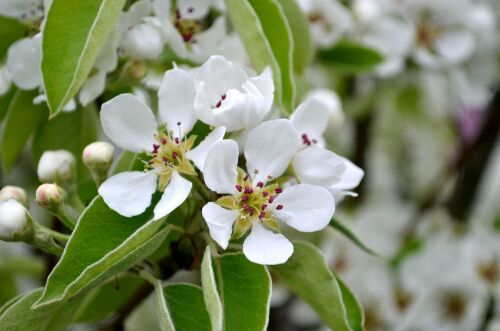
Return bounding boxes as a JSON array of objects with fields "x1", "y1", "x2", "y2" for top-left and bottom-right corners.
[
  {"x1": 244, "y1": 187, "x2": 253, "y2": 194},
  {"x1": 175, "y1": 137, "x2": 180, "y2": 144},
  {"x1": 267, "y1": 175, "x2": 273, "y2": 180},
  {"x1": 262, "y1": 192, "x2": 269, "y2": 197},
  {"x1": 243, "y1": 175, "x2": 248, "y2": 181},
  {"x1": 268, "y1": 196, "x2": 275, "y2": 203},
  {"x1": 221, "y1": 94, "x2": 226, "y2": 100},
  {"x1": 153, "y1": 144, "x2": 160, "y2": 152},
  {"x1": 259, "y1": 211, "x2": 266, "y2": 220},
  {"x1": 301, "y1": 133, "x2": 311, "y2": 146},
  {"x1": 215, "y1": 100, "x2": 222, "y2": 108},
  {"x1": 275, "y1": 188, "x2": 283, "y2": 194},
  {"x1": 276, "y1": 205, "x2": 283, "y2": 210},
  {"x1": 256, "y1": 182, "x2": 264, "y2": 188},
  {"x1": 241, "y1": 195, "x2": 249, "y2": 202},
  {"x1": 187, "y1": 6, "x2": 194, "y2": 13},
  {"x1": 160, "y1": 138, "x2": 167, "y2": 145},
  {"x1": 172, "y1": 152, "x2": 178, "y2": 159},
  {"x1": 235, "y1": 185, "x2": 243, "y2": 192},
  {"x1": 261, "y1": 204, "x2": 267, "y2": 210}
]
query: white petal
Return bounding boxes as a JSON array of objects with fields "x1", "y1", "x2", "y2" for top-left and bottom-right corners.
[
  {"x1": 79, "y1": 71, "x2": 106, "y2": 106},
  {"x1": 99, "y1": 171, "x2": 157, "y2": 217},
  {"x1": 187, "y1": 126, "x2": 226, "y2": 170},
  {"x1": 291, "y1": 97, "x2": 330, "y2": 143},
  {"x1": 6, "y1": 36, "x2": 42, "y2": 90},
  {"x1": 330, "y1": 157, "x2": 364, "y2": 191},
  {"x1": 119, "y1": 0, "x2": 153, "y2": 35},
  {"x1": 95, "y1": 28, "x2": 118, "y2": 72},
  {"x1": 177, "y1": 0, "x2": 209, "y2": 20},
  {"x1": 243, "y1": 222, "x2": 294, "y2": 265},
  {"x1": 158, "y1": 67, "x2": 197, "y2": 136},
  {"x1": 0, "y1": 0, "x2": 43, "y2": 20},
  {"x1": 246, "y1": 66, "x2": 274, "y2": 117},
  {"x1": 293, "y1": 147, "x2": 346, "y2": 187},
  {"x1": 203, "y1": 140, "x2": 238, "y2": 195},
  {"x1": 153, "y1": 171, "x2": 192, "y2": 220},
  {"x1": 245, "y1": 119, "x2": 299, "y2": 185},
  {"x1": 435, "y1": 30, "x2": 475, "y2": 64},
  {"x1": 202, "y1": 202, "x2": 238, "y2": 249},
  {"x1": 100, "y1": 93, "x2": 158, "y2": 153},
  {"x1": 121, "y1": 22, "x2": 164, "y2": 60},
  {"x1": 273, "y1": 184, "x2": 334, "y2": 232}
]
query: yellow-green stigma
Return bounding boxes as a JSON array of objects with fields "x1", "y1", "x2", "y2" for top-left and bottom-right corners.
[
  {"x1": 145, "y1": 129, "x2": 196, "y2": 191},
  {"x1": 216, "y1": 169, "x2": 284, "y2": 239}
]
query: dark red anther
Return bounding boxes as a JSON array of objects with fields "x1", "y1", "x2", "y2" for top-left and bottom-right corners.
[
  {"x1": 261, "y1": 204, "x2": 267, "y2": 210},
  {"x1": 241, "y1": 195, "x2": 249, "y2": 202},
  {"x1": 275, "y1": 188, "x2": 283, "y2": 193},
  {"x1": 153, "y1": 144, "x2": 160, "y2": 152},
  {"x1": 162, "y1": 156, "x2": 168, "y2": 162},
  {"x1": 268, "y1": 196, "x2": 275, "y2": 203},
  {"x1": 276, "y1": 205, "x2": 283, "y2": 210},
  {"x1": 160, "y1": 138, "x2": 167, "y2": 145},
  {"x1": 243, "y1": 204, "x2": 250, "y2": 210},
  {"x1": 172, "y1": 152, "x2": 178, "y2": 159},
  {"x1": 267, "y1": 175, "x2": 273, "y2": 180},
  {"x1": 235, "y1": 185, "x2": 243, "y2": 192},
  {"x1": 259, "y1": 211, "x2": 266, "y2": 220},
  {"x1": 188, "y1": 6, "x2": 194, "y2": 13},
  {"x1": 244, "y1": 187, "x2": 253, "y2": 194},
  {"x1": 215, "y1": 100, "x2": 222, "y2": 108},
  {"x1": 249, "y1": 209, "x2": 255, "y2": 216},
  {"x1": 221, "y1": 94, "x2": 226, "y2": 100},
  {"x1": 256, "y1": 182, "x2": 264, "y2": 188},
  {"x1": 301, "y1": 133, "x2": 311, "y2": 146},
  {"x1": 243, "y1": 175, "x2": 248, "y2": 181},
  {"x1": 262, "y1": 191, "x2": 269, "y2": 197},
  {"x1": 175, "y1": 137, "x2": 180, "y2": 144}
]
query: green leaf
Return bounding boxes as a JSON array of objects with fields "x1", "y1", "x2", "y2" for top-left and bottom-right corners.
[
  {"x1": 214, "y1": 251, "x2": 271, "y2": 331},
  {"x1": 0, "y1": 16, "x2": 26, "y2": 59},
  {"x1": 1, "y1": 90, "x2": 48, "y2": 173},
  {"x1": 153, "y1": 278, "x2": 175, "y2": 331},
  {"x1": 329, "y1": 219, "x2": 379, "y2": 256},
  {"x1": 276, "y1": 0, "x2": 314, "y2": 73},
  {"x1": 0, "y1": 87, "x2": 16, "y2": 121},
  {"x1": 34, "y1": 196, "x2": 171, "y2": 308},
  {"x1": 0, "y1": 289, "x2": 83, "y2": 331},
  {"x1": 42, "y1": 0, "x2": 125, "y2": 117},
  {"x1": 201, "y1": 248, "x2": 223, "y2": 331},
  {"x1": 336, "y1": 275, "x2": 365, "y2": 331},
  {"x1": 270, "y1": 241, "x2": 352, "y2": 331},
  {"x1": 155, "y1": 283, "x2": 212, "y2": 331},
  {"x1": 111, "y1": 151, "x2": 139, "y2": 175},
  {"x1": 0, "y1": 272, "x2": 17, "y2": 306},
  {"x1": 74, "y1": 274, "x2": 144, "y2": 323},
  {"x1": 319, "y1": 42, "x2": 384, "y2": 73},
  {"x1": 32, "y1": 104, "x2": 99, "y2": 202},
  {"x1": 225, "y1": 0, "x2": 295, "y2": 113}
]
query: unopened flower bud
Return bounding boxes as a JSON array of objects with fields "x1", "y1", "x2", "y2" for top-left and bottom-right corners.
[
  {"x1": 83, "y1": 142, "x2": 115, "y2": 172},
  {"x1": 0, "y1": 200, "x2": 31, "y2": 241},
  {"x1": 35, "y1": 184, "x2": 64, "y2": 210},
  {"x1": 0, "y1": 186, "x2": 27, "y2": 206},
  {"x1": 37, "y1": 150, "x2": 76, "y2": 184}
]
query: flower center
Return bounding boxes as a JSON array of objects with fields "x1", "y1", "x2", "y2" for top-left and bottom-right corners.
[
  {"x1": 416, "y1": 14, "x2": 442, "y2": 50},
  {"x1": 301, "y1": 133, "x2": 318, "y2": 146},
  {"x1": 145, "y1": 126, "x2": 197, "y2": 191},
  {"x1": 441, "y1": 291, "x2": 467, "y2": 321},
  {"x1": 172, "y1": 8, "x2": 201, "y2": 45},
  {"x1": 308, "y1": 11, "x2": 333, "y2": 33},
  {"x1": 216, "y1": 169, "x2": 284, "y2": 239}
]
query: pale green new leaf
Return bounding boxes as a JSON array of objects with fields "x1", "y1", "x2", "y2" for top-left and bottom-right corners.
[
  {"x1": 201, "y1": 248, "x2": 223, "y2": 331},
  {"x1": 155, "y1": 283, "x2": 212, "y2": 331},
  {"x1": 213, "y1": 251, "x2": 272, "y2": 331},
  {"x1": 270, "y1": 241, "x2": 352, "y2": 331},
  {"x1": 225, "y1": 0, "x2": 295, "y2": 113},
  {"x1": 276, "y1": 0, "x2": 314, "y2": 73},
  {"x1": 42, "y1": 0, "x2": 125, "y2": 117},
  {"x1": 0, "y1": 289, "x2": 83, "y2": 331},
  {"x1": 153, "y1": 279, "x2": 175, "y2": 331},
  {"x1": 34, "y1": 196, "x2": 171, "y2": 308},
  {"x1": 319, "y1": 42, "x2": 384, "y2": 73},
  {"x1": 1, "y1": 90, "x2": 48, "y2": 173}
]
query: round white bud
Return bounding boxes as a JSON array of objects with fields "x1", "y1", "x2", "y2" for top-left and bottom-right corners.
[
  {"x1": 35, "y1": 184, "x2": 64, "y2": 210},
  {"x1": 83, "y1": 142, "x2": 115, "y2": 172},
  {"x1": 37, "y1": 150, "x2": 76, "y2": 184},
  {"x1": 0, "y1": 186, "x2": 27, "y2": 206},
  {"x1": 0, "y1": 200, "x2": 29, "y2": 241},
  {"x1": 121, "y1": 22, "x2": 164, "y2": 60}
]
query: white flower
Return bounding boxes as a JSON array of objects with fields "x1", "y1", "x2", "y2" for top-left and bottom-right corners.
[
  {"x1": 98, "y1": 67, "x2": 225, "y2": 219},
  {"x1": 0, "y1": 0, "x2": 44, "y2": 21},
  {"x1": 301, "y1": 89, "x2": 344, "y2": 131},
  {"x1": 289, "y1": 95, "x2": 364, "y2": 201},
  {"x1": 6, "y1": 34, "x2": 42, "y2": 90},
  {"x1": 298, "y1": 0, "x2": 353, "y2": 48},
  {"x1": 152, "y1": 0, "x2": 230, "y2": 63},
  {"x1": 201, "y1": 119, "x2": 335, "y2": 265},
  {"x1": 0, "y1": 200, "x2": 29, "y2": 241},
  {"x1": 193, "y1": 55, "x2": 274, "y2": 132},
  {"x1": 37, "y1": 150, "x2": 76, "y2": 184}
]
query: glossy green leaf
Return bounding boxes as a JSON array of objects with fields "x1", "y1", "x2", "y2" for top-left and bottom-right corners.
[
  {"x1": 330, "y1": 219, "x2": 378, "y2": 256},
  {"x1": 0, "y1": 16, "x2": 26, "y2": 59},
  {"x1": 111, "y1": 151, "x2": 139, "y2": 175},
  {"x1": 0, "y1": 272, "x2": 17, "y2": 306},
  {"x1": 214, "y1": 252, "x2": 271, "y2": 331},
  {"x1": 42, "y1": 0, "x2": 125, "y2": 116},
  {"x1": 319, "y1": 42, "x2": 383, "y2": 73},
  {"x1": 34, "y1": 196, "x2": 171, "y2": 308},
  {"x1": 75, "y1": 274, "x2": 144, "y2": 323},
  {"x1": 0, "y1": 289, "x2": 83, "y2": 331},
  {"x1": 270, "y1": 241, "x2": 352, "y2": 331},
  {"x1": 277, "y1": 0, "x2": 314, "y2": 73},
  {"x1": 1, "y1": 90, "x2": 48, "y2": 173},
  {"x1": 0, "y1": 87, "x2": 16, "y2": 121},
  {"x1": 155, "y1": 284, "x2": 212, "y2": 331},
  {"x1": 336, "y1": 275, "x2": 365, "y2": 331},
  {"x1": 225, "y1": 0, "x2": 295, "y2": 113},
  {"x1": 201, "y1": 248, "x2": 223, "y2": 331}
]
